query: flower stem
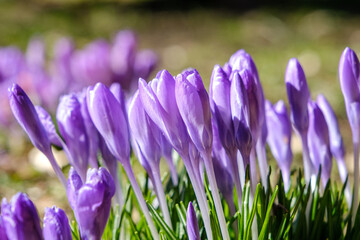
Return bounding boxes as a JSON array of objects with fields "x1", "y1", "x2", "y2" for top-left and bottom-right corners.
[
  {"x1": 44, "y1": 150, "x2": 67, "y2": 188},
  {"x1": 122, "y1": 161, "x2": 159, "y2": 240},
  {"x1": 229, "y1": 150, "x2": 243, "y2": 210},
  {"x1": 153, "y1": 169, "x2": 173, "y2": 229},
  {"x1": 300, "y1": 132, "x2": 313, "y2": 184},
  {"x1": 352, "y1": 140, "x2": 359, "y2": 223},
  {"x1": 203, "y1": 152, "x2": 230, "y2": 240},
  {"x1": 256, "y1": 140, "x2": 268, "y2": 191},
  {"x1": 336, "y1": 156, "x2": 352, "y2": 207},
  {"x1": 182, "y1": 156, "x2": 213, "y2": 240},
  {"x1": 164, "y1": 155, "x2": 178, "y2": 186}
]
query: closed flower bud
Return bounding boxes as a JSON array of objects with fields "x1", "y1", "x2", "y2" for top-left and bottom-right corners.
[
  {"x1": 175, "y1": 69, "x2": 212, "y2": 153},
  {"x1": 1, "y1": 193, "x2": 42, "y2": 240},
  {"x1": 87, "y1": 83, "x2": 130, "y2": 163},
  {"x1": 186, "y1": 202, "x2": 200, "y2": 240},
  {"x1": 43, "y1": 206, "x2": 72, "y2": 240},
  {"x1": 138, "y1": 70, "x2": 189, "y2": 155},
  {"x1": 285, "y1": 58, "x2": 310, "y2": 134},
  {"x1": 67, "y1": 167, "x2": 115, "y2": 240},
  {"x1": 35, "y1": 106, "x2": 62, "y2": 147},
  {"x1": 307, "y1": 101, "x2": 332, "y2": 186},
  {"x1": 57, "y1": 94, "x2": 89, "y2": 181},
  {"x1": 265, "y1": 100, "x2": 293, "y2": 191},
  {"x1": 71, "y1": 40, "x2": 112, "y2": 86},
  {"x1": 230, "y1": 71, "x2": 252, "y2": 163},
  {"x1": 9, "y1": 83, "x2": 51, "y2": 154},
  {"x1": 209, "y1": 65, "x2": 235, "y2": 152}
]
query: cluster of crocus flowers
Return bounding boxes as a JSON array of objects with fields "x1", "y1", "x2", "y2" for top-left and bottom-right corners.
[
  {"x1": 1, "y1": 192, "x2": 72, "y2": 240},
  {"x1": 8, "y1": 45, "x2": 357, "y2": 240},
  {"x1": 0, "y1": 30, "x2": 157, "y2": 131}
]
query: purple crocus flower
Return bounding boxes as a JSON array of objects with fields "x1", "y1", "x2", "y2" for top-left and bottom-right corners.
[
  {"x1": 307, "y1": 101, "x2": 332, "y2": 187},
  {"x1": 316, "y1": 94, "x2": 351, "y2": 204},
  {"x1": 8, "y1": 84, "x2": 66, "y2": 187},
  {"x1": 230, "y1": 71, "x2": 252, "y2": 165},
  {"x1": 26, "y1": 37, "x2": 45, "y2": 70},
  {"x1": 339, "y1": 47, "x2": 360, "y2": 217},
  {"x1": 67, "y1": 167, "x2": 115, "y2": 240},
  {"x1": 159, "y1": 134, "x2": 178, "y2": 185},
  {"x1": 57, "y1": 94, "x2": 89, "y2": 181},
  {"x1": 285, "y1": 58, "x2": 312, "y2": 183},
  {"x1": 77, "y1": 90, "x2": 99, "y2": 168},
  {"x1": 187, "y1": 202, "x2": 200, "y2": 240},
  {"x1": 71, "y1": 40, "x2": 112, "y2": 87},
  {"x1": 87, "y1": 83, "x2": 130, "y2": 163},
  {"x1": 139, "y1": 70, "x2": 212, "y2": 239},
  {"x1": 133, "y1": 50, "x2": 158, "y2": 92},
  {"x1": 1, "y1": 193, "x2": 42, "y2": 240},
  {"x1": 87, "y1": 82, "x2": 158, "y2": 238},
  {"x1": 35, "y1": 106, "x2": 62, "y2": 147},
  {"x1": 175, "y1": 69, "x2": 230, "y2": 240},
  {"x1": 110, "y1": 30, "x2": 137, "y2": 91},
  {"x1": 265, "y1": 100, "x2": 293, "y2": 191},
  {"x1": 0, "y1": 47, "x2": 25, "y2": 82},
  {"x1": 0, "y1": 216, "x2": 8, "y2": 240},
  {"x1": 43, "y1": 206, "x2": 72, "y2": 240},
  {"x1": 138, "y1": 70, "x2": 189, "y2": 155},
  {"x1": 212, "y1": 120, "x2": 235, "y2": 215}
]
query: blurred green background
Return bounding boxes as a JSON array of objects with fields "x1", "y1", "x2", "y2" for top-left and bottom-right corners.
[{"x1": 1, "y1": 0, "x2": 360, "y2": 215}]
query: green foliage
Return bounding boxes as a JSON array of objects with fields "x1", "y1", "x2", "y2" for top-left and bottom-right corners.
[{"x1": 70, "y1": 165, "x2": 358, "y2": 239}]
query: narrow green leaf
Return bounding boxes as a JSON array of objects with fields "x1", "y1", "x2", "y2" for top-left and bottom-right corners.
[
  {"x1": 148, "y1": 202, "x2": 178, "y2": 240},
  {"x1": 258, "y1": 185, "x2": 279, "y2": 240}
]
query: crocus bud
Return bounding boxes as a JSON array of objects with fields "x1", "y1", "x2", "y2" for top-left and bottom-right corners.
[
  {"x1": 9, "y1": 83, "x2": 51, "y2": 154},
  {"x1": 71, "y1": 40, "x2": 112, "y2": 86},
  {"x1": 265, "y1": 100, "x2": 292, "y2": 191},
  {"x1": 26, "y1": 37, "x2": 45, "y2": 70},
  {"x1": 110, "y1": 30, "x2": 137, "y2": 90},
  {"x1": 77, "y1": 90, "x2": 99, "y2": 168},
  {"x1": 0, "y1": 216, "x2": 8, "y2": 240},
  {"x1": 43, "y1": 206, "x2": 72, "y2": 240},
  {"x1": 285, "y1": 58, "x2": 310, "y2": 134},
  {"x1": 187, "y1": 202, "x2": 200, "y2": 240},
  {"x1": 307, "y1": 102, "x2": 332, "y2": 186},
  {"x1": 67, "y1": 167, "x2": 115, "y2": 240},
  {"x1": 87, "y1": 83, "x2": 130, "y2": 163},
  {"x1": 1, "y1": 193, "x2": 42, "y2": 240},
  {"x1": 175, "y1": 69, "x2": 212, "y2": 153},
  {"x1": 57, "y1": 94, "x2": 89, "y2": 181},
  {"x1": 138, "y1": 70, "x2": 189, "y2": 155},
  {"x1": 134, "y1": 50, "x2": 157, "y2": 82},
  {"x1": 230, "y1": 71, "x2": 252, "y2": 164},
  {"x1": 339, "y1": 47, "x2": 360, "y2": 105},
  {"x1": 209, "y1": 65, "x2": 235, "y2": 153},
  {"x1": 35, "y1": 106, "x2": 62, "y2": 147},
  {"x1": 316, "y1": 95, "x2": 345, "y2": 159},
  {"x1": 128, "y1": 90, "x2": 161, "y2": 170},
  {"x1": 240, "y1": 69, "x2": 261, "y2": 143},
  {"x1": 0, "y1": 47, "x2": 25, "y2": 81}
]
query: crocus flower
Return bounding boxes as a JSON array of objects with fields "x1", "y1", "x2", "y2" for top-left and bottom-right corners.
[
  {"x1": 187, "y1": 202, "x2": 200, "y2": 240},
  {"x1": 338, "y1": 47, "x2": 360, "y2": 216},
  {"x1": 87, "y1": 82, "x2": 158, "y2": 239},
  {"x1": 316, "y1": 94, "x2": 351, "y2": 204},
  {"x1": 110, "y1": 30, "x2": 137, "y2": 91},
  {"x1": 129, "y1": 89, "x2": 172, "y2": 227},
  {"x1": 57, "y1": 94, "x2": 89, "y2": 181},
  {"x1": 43, "y1": 206, "x2": 72, "y2": 240},
  {"x1": 71, "y1": 40, "x2": 112, "y2": 87},
  {"x1": 265, "y1": 100, "x2": 293, "y2": 191},
  {"x1": 159, "y1": 134, "x2": 178, "y2": 186},
  {"x1": 0, "y1": 47, "x2": 25, "y2": 82},
  {"x1": 138, "y1": 70, "x2": 189, "y2": 155},
  {"x1": 26, "y1": 37, "x2": 45, "y2": 70},
  {"x1": 139, "y1": 70, "x2": 212, "y2": 239},
  {"x1": 175, "y1": 69, "x2": 230, "y2": 240},
  {"x1": 87, "y1": 83, "x2": 130, "y2": 163},
  {"x1": 307, "y1": 101, "x2": 332, "y2": 187},
  {"x1": 1, "y1": 193, "x2": 42, "y2": 240},
  {"x1": 35, "y1": 106, "x2": 62, "y2": 147},
  {"x1": 212, "y1": 120, "x2": 235, "y2": 215},
  {"x1": 77, "y1": 90, "x2": 99, "y2": 168},
  {"x1": 285, "y1": 58, "x2": 312, "y2": 183},
  {"x1": 8, "y1": 83, "x2": 66, "y2": 187},
  {"x1": 67, "y1": 167, "x2": 115, "y2": 240},
  {"x1": 0, "y1": 216, "x2": 8, "y2": 240}
]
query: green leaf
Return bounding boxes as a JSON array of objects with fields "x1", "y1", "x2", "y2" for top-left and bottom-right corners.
[
  {"x1": 258, "y1": 185, "x2": 279, "y2": 240},
  {"x1": 148, "y1": 202, "x2": 178, "y2": 240}
]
